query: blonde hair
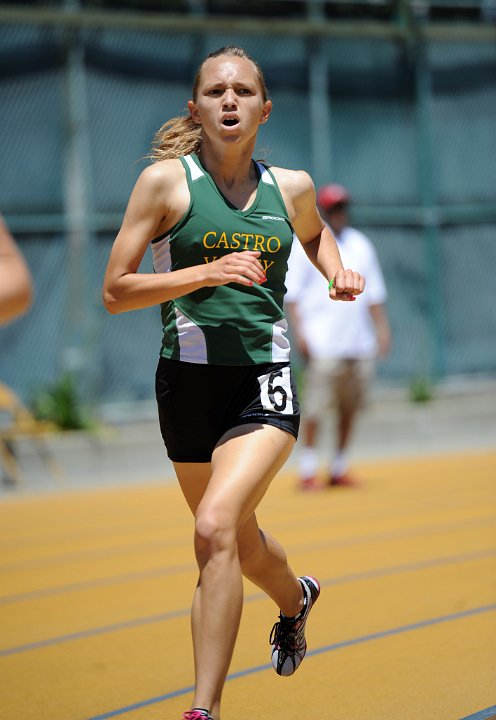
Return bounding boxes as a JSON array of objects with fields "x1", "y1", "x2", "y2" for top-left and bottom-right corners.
[{"x1": 150, "y1": 46, "x2": 270, "y2": 162}]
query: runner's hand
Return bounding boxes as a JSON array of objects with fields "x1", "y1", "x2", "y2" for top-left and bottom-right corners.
[
  {"x1": 204, "y1": 251, "x2": 267, "y2": 288},
  {"x1": 329, "y1": 268, "x2": 365, "y2": 302}
]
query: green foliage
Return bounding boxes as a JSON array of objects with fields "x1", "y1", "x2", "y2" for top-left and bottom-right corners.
[
  {"x1": 31, "y1": 374, "x2": 94, "y2": 431},
  {"x1": 409, "y1": 376, "x2": 434, "y2": 403}
]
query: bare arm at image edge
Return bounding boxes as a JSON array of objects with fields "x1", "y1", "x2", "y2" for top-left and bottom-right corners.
[{"x1": 0, "y1": 216, "x2": 33, "y2": 325}]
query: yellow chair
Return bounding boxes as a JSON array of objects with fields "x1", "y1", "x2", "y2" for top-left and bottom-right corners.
[{"x1": 0, "y1": 382, "x2": 65, "y2": 486}]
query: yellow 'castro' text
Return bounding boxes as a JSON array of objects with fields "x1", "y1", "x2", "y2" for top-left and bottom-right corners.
[{"x1": 203, "y1": 231, "x2": 281, "y2": 254}]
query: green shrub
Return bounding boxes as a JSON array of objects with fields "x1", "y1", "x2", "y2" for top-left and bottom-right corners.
[
  {"x1": 409, "y1": 376, "x2": 433, "y2": 403},
  {"x1": 31, "y1": 374, "x2": 94, "y2": 431}
]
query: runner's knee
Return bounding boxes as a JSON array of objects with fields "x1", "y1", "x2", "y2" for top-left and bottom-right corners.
[{"x1": 194, "y1": 509, "x2": 237, "y2": 565}]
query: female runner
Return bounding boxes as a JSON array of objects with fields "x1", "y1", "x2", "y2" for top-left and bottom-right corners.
[{"x1": 103, "y1": 46, "x2": 365, "y2": 720}]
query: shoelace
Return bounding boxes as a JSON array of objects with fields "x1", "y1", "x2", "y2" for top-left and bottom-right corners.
[
  {"x1": 269, "y1": 616, "x2": 300, "y2": 652},
  {"x1": 183, "y1": 711, "x2": 213, "y2": 720}
]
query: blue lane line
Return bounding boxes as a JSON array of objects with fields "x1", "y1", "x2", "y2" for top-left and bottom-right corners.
[
  {"x1": 1, "y1": 548, "x2": 494, "y2": 657},
  {"x1": 0, "y1": 607, "x2": 191, "y2": 658},
  {"x1": 0, "y1": 548, "x2": 496, "y2": 605},
  {"x1": 320, "y1": 548, "x2": 496, "y2": 589},
  {"x1": 459, "y1": 705, "x2": 496, "y2": 720},
  {"x1": 85, "y1": 604, "x2": 496, "y2": 720},
  {"x1": 0, "y1": 514, "x2": 495, "y2": 574},
  {"x1": 1, "y1": 546, "x2": 494, "y2": 608},
  {"x1": 0, "y1": 562, "x2": 196, "y2": 606}
]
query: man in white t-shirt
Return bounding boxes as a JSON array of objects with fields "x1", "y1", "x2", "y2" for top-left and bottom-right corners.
[{"x1": 285, "y1": 184, "x2": 391, "y2": 490}]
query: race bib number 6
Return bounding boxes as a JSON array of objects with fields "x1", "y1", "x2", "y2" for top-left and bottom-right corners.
[{"x1": 257, "y1": 367, "x2": 294, "y2": 415}]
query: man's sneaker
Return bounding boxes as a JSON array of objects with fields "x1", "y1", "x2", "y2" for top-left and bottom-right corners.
[
  {"x1": 269, "y1": 575, "x2": 320, "y2": 676},
  {"x1": 182, "y1": 710, "x2": 213, "y2": 720},
  {"x1": 328, "y1": 472, "x2": 360, "y2": 488},
  {"x1": 299, "y1": 476, "x2": 322, "y2": 491}
]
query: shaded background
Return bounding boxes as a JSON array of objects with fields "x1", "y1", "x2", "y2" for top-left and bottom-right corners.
[{"x1": 0, "y1": 0, "x2": 495, "y2": 410}]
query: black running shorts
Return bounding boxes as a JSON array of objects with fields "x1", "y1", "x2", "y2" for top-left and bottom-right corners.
[{"x1": 155, "y1": 358, "x2": 300, "y2": 462}]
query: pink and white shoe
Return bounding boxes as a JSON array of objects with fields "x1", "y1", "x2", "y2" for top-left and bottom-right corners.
[{"x1": 182, "y1": 710, "x2": 213, "y2": 720}]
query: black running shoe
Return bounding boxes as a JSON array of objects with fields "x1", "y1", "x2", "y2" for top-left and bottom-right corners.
[{"x1": 269, "y1": 575, "x2": 320, "y2": 676}]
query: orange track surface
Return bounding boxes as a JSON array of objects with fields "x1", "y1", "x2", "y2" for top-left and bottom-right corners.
[{"x1": 1, "y1": 450, "x2": 495, "y2": 720}]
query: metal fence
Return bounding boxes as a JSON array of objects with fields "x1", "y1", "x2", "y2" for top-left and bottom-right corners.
[{"x1": 1, "y1": 3, "x2": 495, "y2": 406}]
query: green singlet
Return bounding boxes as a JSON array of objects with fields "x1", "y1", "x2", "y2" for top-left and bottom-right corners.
[{"x1": 152, "y1": 153, "x2": 295, "y2": 365}]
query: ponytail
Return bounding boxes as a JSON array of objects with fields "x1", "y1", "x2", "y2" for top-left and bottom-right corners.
[{"x1": 150, "y1": 115, "x2": 202, "y2": 161}]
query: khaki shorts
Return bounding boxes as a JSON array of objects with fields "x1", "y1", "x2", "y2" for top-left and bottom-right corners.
[{"x1": 302, "y1": 357, "x2": 375, "y2": 419}]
